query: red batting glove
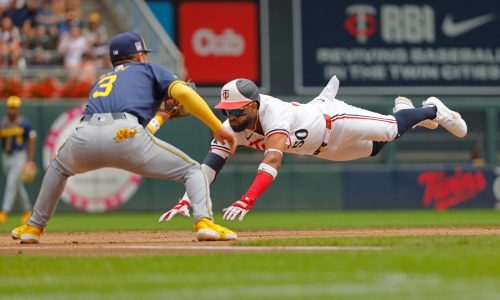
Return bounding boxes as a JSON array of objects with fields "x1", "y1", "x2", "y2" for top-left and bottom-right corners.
[
  {"x1": 222, "y1": 196, "x2": 255, "y2": 221},
  {"x1": 158, "y1": 199, "x2": 191, "y2": 222}
]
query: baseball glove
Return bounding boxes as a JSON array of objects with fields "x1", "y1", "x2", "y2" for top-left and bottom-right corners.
[
  {"x1": 159, "y1": 98, "x2": 190, "y2": 120},
  {"x1": 21, "y1": 161, "x2": 37, "y2": 183}
]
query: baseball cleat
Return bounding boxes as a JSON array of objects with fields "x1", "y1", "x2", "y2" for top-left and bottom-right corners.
[
  {"x1": 393, "y1": 96, "x2": 438, "y2": 129},
  {"x1": 422, "y1": 97, "x2": 467, "y2": 138},
  {"x1": 20, "y1": 210, "x2": 32, "y2": 225},
  {"x1": 0, "y1": 211, "x2": 7, "y2": 225},
  {"x1": 11, "y1": 224, "x2": 44, "y2": 244},
  {"x1": 194, "y1": 217, "x2": 237, "y2": 241}
]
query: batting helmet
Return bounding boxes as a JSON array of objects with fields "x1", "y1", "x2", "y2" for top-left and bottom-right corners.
[{"x1": 215, "y1": 79, "x2": 260, "y2": 110}]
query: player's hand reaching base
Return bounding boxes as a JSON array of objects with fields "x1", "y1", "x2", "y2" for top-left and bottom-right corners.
[
  {"x1": 213, "y1": 127, "x2": 237, "y2": 153},
  {"x1": 158, "y1": 199, "x2": 191, "y2": 222},
  {"x1": 222, "y1": 196, "x2": 255, "y2": 221}
]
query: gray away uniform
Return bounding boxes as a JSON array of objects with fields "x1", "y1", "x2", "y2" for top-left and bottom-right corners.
[{"x1": 28, "y1": 62, "x2": 213, "y2": 228}]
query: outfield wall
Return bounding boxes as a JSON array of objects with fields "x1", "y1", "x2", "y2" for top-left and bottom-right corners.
[{"x1": 1, "y1": 101, "x2": 498, "y2": 213}]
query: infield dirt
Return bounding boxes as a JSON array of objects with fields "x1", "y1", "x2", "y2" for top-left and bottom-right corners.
[{"x1": 1, "y1": 226, "x2": 499, "y2": 256}]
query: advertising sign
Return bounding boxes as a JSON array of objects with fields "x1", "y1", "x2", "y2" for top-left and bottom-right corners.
[
  {"x1": 294, "y1": 0, "x2": 500, "y2": 95},
  {"x1": 178, "y1": 1, "x2": 260, "y2": 85},
  {"x1": 343, "y1": 166, "x2": 496, "y2": 210}
]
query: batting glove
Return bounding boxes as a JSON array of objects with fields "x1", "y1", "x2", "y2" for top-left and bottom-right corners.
[
  {"x1": 158, "y1": 199, "x2": 191, "y2": 222},
  {"x1": 222, "y1": 196, "x2": 254, "y2": 221}
]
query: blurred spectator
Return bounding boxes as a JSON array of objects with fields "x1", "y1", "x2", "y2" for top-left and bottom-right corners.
[
  {"x1": 30, "y1": 46, "x2": 50, "y2": 65},
  {"x1": 2, "y1": 0, "x2": 27, "y2": 28},
  {"x1": 0, "y1": 0, "x2": 105, "y2": 73},
  {"x1": 35, "y1": 0, "x2": 56, "y2": 28},
  {"x1": 43, "y1": 23, "x2": 58, "y2": 49},
  {"x1": 83, "y1": 11, "x2": 107, "y2": 67},
  {"x1": 0, "y1": 15, "x2": 21, "y2": 67},
  {"x1": 6, "y1": 0, "x2": 40, "y2": 29},
  {"x1": 471, "y1": 142, "x2": 486, "y2": 167},
  {"x1": 0, "y1": 0, "x2": 16, "y2": 10},
  {"x1": 57, "y1": 23, "x2": 87, "y2": 76},
  {"x1": 57, "y1": 6, "x2": 80, "y2": 36},
  {"x1": 79, "y1": 51, "x2": 96, "y2": 82},
  {"x1": 83, "y1": 12, "x2": 107, "y2": 44},
  {"x1": 19, "y1": 18, "x2": 36, "y2": 48}
]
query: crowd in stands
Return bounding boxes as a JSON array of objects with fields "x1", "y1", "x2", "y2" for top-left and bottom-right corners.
[{"x1": 0, "y1": 0, "x2": 109, "y2": 82}]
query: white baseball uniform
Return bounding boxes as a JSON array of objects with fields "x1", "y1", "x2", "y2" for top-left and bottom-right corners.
[{"x1": 211, "y1": 76, "x2": 398, "y2": 161}]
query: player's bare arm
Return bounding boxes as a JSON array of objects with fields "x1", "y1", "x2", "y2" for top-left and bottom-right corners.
[
  {"x1": 213, "y1": 127, "x2": 236, "y2": 153},
  {"x1": 261, "y1": 133, "x2": 286, "y2": 170},
  {"x1": 222, "y1": 133, "x2": 285, "y2": 221},
  {"x1": 169, "y1": 82, "x2": 237, "y2": 152}
]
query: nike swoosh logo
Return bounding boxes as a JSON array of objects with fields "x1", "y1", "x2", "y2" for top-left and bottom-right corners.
[{"x1": 442, "y1": 13, "x2": 496, "y2": 38}]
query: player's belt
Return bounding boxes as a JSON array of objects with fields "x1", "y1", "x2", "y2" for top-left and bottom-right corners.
[
  {"x1": 80, "y1": 113, "x2": 128, "y2": 122},
  {"x1": 313, "y1": 114, "x2": 332, "y2": 155}
]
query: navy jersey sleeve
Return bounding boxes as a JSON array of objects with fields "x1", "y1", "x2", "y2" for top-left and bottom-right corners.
[
  {"x1": 21, "y1": 119, "x2": 33, "y2": 141},
  {"x1": 149, "y1": 64, "x2": 179, "y2": 99}
]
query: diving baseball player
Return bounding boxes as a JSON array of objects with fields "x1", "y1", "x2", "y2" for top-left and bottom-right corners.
[
  {"x1": 11, "y1": 32, "x2": 237, "y2": 243},
  {"x1": 0, "y1": 96, "x2": 36, "y2": 225},
  {"x1": 159, "y1": 76, "x2": 467, "y2": 222}
]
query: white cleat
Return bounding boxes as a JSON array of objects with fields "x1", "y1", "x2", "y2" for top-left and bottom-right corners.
[
  {"x1": 422, "y1": 97, "x2": 467, "y2": 138},
  {"x1": 393, "y1": 96, "x2": 438, "y2": 129}
]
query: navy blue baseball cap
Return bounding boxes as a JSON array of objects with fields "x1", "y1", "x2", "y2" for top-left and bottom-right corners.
[{"x1": 109, "y1": 32, "x2": 153, "y2": 61}]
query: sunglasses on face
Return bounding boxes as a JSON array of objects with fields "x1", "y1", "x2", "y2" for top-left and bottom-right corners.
[{"x1": 222, "y1": 102, "x2": 253, "y2": 117}]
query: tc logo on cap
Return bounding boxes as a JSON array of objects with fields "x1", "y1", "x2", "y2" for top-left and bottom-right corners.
[{"x1": 222, "y1": 90, "x2": 230, "y2": 100}]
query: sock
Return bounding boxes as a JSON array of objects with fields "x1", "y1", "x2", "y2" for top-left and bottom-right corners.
[
  {"x1": 394, "y1": 106, "x2": 437, "y2": 137},
  {"x1": 370, "y1": 141, "x2": 387, "y2": 156}
]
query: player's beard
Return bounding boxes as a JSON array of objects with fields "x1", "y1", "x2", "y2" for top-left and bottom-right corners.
[{"x1": 230, "y1": 115, "x2": 255, "y2": 132}]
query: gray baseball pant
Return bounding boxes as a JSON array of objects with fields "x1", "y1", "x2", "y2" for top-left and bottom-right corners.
[
  {"x1": 1, "y1": 151, "x2": 31, "y2": 212},
  {"x1": 28, "y1": 113, "x2": 213, "y2": 228}
]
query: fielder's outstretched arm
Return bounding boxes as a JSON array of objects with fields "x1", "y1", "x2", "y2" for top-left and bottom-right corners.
[
  {"x1": 222, "y1": 133, "x2": 286, "y2": 221},
  {"x1": 146, "y1": 81, "x2": 236, "y2": 152}
]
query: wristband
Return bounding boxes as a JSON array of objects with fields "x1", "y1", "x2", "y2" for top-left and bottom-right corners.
[
  {"x1": 264, "y1": 148, "x2": 283, "y2": 156},
  {"x1": 146, "y1": 115, "x2": 164, "y2": 134},
  {"x1": 258, "y1": 163, "x2": 278, "y2": 179},
  {"x1": 243, "y1": 171, "x2": 274, "y2": 203}
]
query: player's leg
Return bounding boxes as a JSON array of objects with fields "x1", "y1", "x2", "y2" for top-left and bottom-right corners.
[
  {"x1": 104, "y1": 123, "x2": 214, "y2": 222},
  {"x1": 106, "y1": 123, "x2": 235, "y2": 240},
  {"x1": 310, "y1": 75, "x2": 340, "y2": 103},
  {"x1": 11, "y1": 159, "x2": 69, "y2": 243},
  {"x1": 0, "y1": 155, "x2": 11, "y2": 224},
  {"x1": 329, "y1": 102, "x2": 399, "y2": 143},
  {"x1": 317, "y1": 140, "x2": 374, "y2": 161},
  {"x1": 394, "y1": 96, "x2": 467, "y2": 137},
  {"x1": 14, "y1": 120, "x2": 124, "y2": 243},
  {"x1": 26, "y1": 121, "x2": 97, "y2": 229},
  {"x1": 17, "y1": 182, "x2": 32, "y2": 212},
  {"x1": 422, "y1": 97, "x2": 467, "y2": 138},
  {"x1": 393, "y1": 96, "x2": 438, "y2": 129},
  {"x1": 25, "y1": 159, "x2": 71, "y2": 228},
  {"x1": 1, "y1": 152, "x2": 25, "y2": 214},
  {"x1": 392, "y1": 105, "x2": 437, "y2": 138},
  {"x1": 331, "y1": 100, "x2": 437, "y2": 143}
]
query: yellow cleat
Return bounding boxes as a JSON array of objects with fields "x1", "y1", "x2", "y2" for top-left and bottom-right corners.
[
  {"x1": 20, "y1": 210, "x2": 32, "y2": 225},
  {"x1": 194, "y1": 217, "x2": 237, "y2": 241},
  {"x1": 0, "y1": 211, "x2": 7, "y2": 225},
  {"x1": 11, "y1": 224, "x2": 44, "y2": 244}
]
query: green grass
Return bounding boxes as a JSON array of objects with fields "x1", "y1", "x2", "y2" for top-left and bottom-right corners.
[
  {"x1": 1, "y1": 237, "x2": 500, "y2": 300},
  {"x1": 1, "y1": 209, "x2": 500, "y2": 299},
  {"x1": 1, "y1": 209, "x2": 499, "y2": 232}
]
